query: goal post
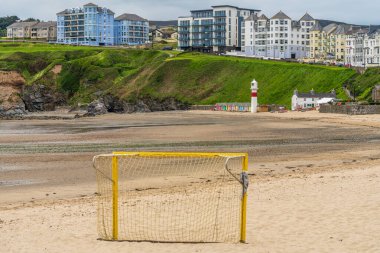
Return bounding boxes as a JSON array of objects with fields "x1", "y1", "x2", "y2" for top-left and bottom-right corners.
[{"x1": 93, "y1": 152, "x2": 249, "y2": 243}]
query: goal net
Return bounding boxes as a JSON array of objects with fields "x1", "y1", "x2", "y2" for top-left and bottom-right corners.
[{"x1": 93, "y1": 152, "x2": 249, "y2": 243}]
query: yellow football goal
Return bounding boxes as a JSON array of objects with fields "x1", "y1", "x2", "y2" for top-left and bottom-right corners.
[{"x1": 93, "y1": 152, "x2": 249, "y2": 243}]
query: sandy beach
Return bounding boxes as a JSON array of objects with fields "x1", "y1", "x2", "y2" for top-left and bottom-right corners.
[{"x1": 1, "y1": 111, "x2": 379, "y2": 252}]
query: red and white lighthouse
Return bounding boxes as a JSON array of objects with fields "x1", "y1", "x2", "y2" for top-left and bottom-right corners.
[{"x1": 251, "y1": 79, "x2": 258, "y2": 113}]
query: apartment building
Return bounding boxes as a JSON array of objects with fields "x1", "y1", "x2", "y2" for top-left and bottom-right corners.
[
  {"x1": 244, "y1": 11, "x2": 315, "y2": 59},
  {"x1": 299, "y1": 13, "x2": 316, "y2": 58},
  {"x1": 31, "y1": 21, "x2": 57, "y2": 41},
  {"x1": 310, "y1": 22, "x2": 351, "y2": 62},
  {"x1": 7, "y1": 21, "x2": 38, "y2": 38},
  {"x1": 7, "y1": 21, "x2": 57, "y2": 41},
  {"x1": 115, "y1": 14, "x2": 149, "y2": 45},
  {"x1": 178, "y1": 5, "x2": 260, "y2": 52},
  {"x1": 345, "y1": 28, "x2": 369, "y2": 67},
  {"x1": 57, "y1": 3, "x2": 115, "y2": 46},
  {"x1": 362, "y1": 30, "x2": 380, "y2": 67},
  {"x1": 243, "y1": 14, "x2": 269, "y2": 57}
]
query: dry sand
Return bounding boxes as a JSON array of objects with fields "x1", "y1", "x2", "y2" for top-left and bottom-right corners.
[{"x1": 1, "y1": 111, "x2": 380, "y2": 252}]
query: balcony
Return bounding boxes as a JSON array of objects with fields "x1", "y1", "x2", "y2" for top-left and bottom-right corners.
[
  {"x1": 213, "y1": 28, "x2": 226, "y2": 32},
  {"x1": 214, "y1": 20, "x2": 226, "y2": 25}
]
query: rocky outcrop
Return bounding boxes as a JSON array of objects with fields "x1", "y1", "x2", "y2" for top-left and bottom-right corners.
[
  {"x1": 84, "y1": 100, "x2": 108, "y2": 116},
  {"x1": 0, "y1": 71, "x2": 26, "y2": 117},
  {"x1": 23, "y1": 84, "x2": 66, "y2": 112},
  {"x1": 85, "y1": 95, "x2": 189, "y2": 116}
]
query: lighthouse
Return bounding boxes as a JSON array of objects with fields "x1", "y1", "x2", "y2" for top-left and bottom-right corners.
[{"x1": 251, "y1": 79, "x2": 258, "y2": 113}]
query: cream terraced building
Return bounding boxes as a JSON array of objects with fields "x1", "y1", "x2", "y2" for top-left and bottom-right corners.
[
  {"x1": 309, "y1": 22, "x2": 352, "y2": 63},
  {"x1": 31, "y1": 21, "x2": 57, "y2": 41},
  {"x1": 7, "y1": 21, "x2": 39, "y2": 39},
  {"x1": 7, "y1": 21, "x2": 57, "y2": 41}
]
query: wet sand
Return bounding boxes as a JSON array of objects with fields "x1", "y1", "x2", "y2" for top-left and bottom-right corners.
[{"x1": 0, "y1": 111, "x2": 379, "y2": 252}]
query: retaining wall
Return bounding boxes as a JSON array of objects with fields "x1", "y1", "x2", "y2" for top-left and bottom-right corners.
[{"x1": 320, "y1": 104, "x2": 380, "y2": 115}]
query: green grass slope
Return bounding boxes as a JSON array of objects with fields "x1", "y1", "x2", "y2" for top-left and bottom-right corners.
[
  {"x1": 0, "y1": 43, "x2": 377, "y2": 108},
  {"x1": 131, "y1": 53, "x2": 356, "y2": 106}
]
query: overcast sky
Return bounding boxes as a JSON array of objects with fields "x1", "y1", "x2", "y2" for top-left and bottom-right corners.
[{"x1": 1, "y1": 0, "x2": 379, "y2": 25}]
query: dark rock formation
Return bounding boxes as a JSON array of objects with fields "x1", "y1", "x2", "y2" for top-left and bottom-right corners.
[
  {"x1": 85, "y1": 95, "x2": 189, "y2": 116},
  {"x1": 23, "y1": 84, "x2": 66, "y2": 112},
  {"x1": 84, "y1": 100, "x2": 108, "y2": 116}
]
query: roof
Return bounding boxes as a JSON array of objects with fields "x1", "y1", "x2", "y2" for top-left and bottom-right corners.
[
  {"x1": 57, "y1": 10, "x2": 68, "y2": 15},
  {"x1": 245, "y1": 14, "x2": 258, "y2": 21},
  {"x1": 115, "y1": 13, "x2": 148, "y2": 22},
  {"x1": 153, "y1": 29, "x2": 176, "y2": 35},
  {"x1": 31, "y1": 21, "x2": 57, "y2": 29},
  {"x1": 317, "y1": 97, "x2": 336, "y2": 104},
  {"x1": 258, "y1": 14, "x2": 269, "y2": 20},
  {"x1": 7, "y1": 21, "x2": 38, "y2": 29},
  {"x1": 190, "y1": 9, "x2": 213, "y2": 13},
  {"x1": 323, "y1": 23, "x2": 338, "y2": 34},
  {"x1": 334, "y1": 24, "x2": 351, "y2": 35},
  {"x1": 310, "y1": 21, "x2": 322, "y2": 32},
  {"x1": 271, "y1": 11, "x2": 291, "y2": 20},
  {"x1": 300, "y1": 13, "x2": 314, "y2": 21},
  {"x1": 84, "y1": 3, "x2": 97, "y2": 7},
  {"x1": 97, "y1": 7, "x2": 114, "y2": 15},
  {"x1": 296, "y1": 90, "x2": 336, "y2": 99},
  {"x1": 345, "y1": 26, "x2": 369, "y2": 36},
  {"x1": 211, "y1": 5, "x2": 260, "y2": 12}
]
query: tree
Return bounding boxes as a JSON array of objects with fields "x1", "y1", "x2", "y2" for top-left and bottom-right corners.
[
  {"x1": 0, "y1": 16, "x2": 20, "y2": 37},
  {"x1": 23, "y1": 18, "x2": 40, "y2": 22}
]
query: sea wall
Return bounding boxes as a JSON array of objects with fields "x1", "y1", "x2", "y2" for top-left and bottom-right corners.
[{"x1": 320, "y1": 104, "x2": 380, "y2": 115}]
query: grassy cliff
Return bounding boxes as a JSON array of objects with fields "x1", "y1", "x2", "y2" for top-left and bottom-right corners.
[{"x1": 0, "y1": 43, "x2": 376, "y2": 108}]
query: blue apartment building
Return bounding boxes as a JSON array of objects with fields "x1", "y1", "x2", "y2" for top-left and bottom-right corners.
[
  {"x1": 115, "y1": 14, "x2": 149, "y2": 45},
  {"x1": 57, "y1": 3, "x2": 148, "y2": 46}
]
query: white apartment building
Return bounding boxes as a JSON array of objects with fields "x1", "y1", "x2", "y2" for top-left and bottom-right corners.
[
  {"x1": 363, "y1": 30, "x2": 380, "y2": 67},
  {"x1": 243, "y1": 14, "x2": 269, "y2": 56},
  {"x1": 345, "y1": 28, "x2": 369, "y2": 67},
  {"x1": 299, "y1": 13, "x2": 316, "y2": 58},
  {"x1": 178, "y1": 5, "x2": 261, "y2": 52},
  {"x1": 244, "y1": 11, "x2": 315, "y2": 59}
]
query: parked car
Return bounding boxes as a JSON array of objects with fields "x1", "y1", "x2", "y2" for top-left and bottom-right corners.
[{"x1": 162, "y1": 46, "x2": 173, "y2": 51}]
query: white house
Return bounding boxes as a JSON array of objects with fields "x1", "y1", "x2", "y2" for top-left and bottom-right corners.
[{"x1": 291, "y1": 89, "x2": 336, "y2": 110}]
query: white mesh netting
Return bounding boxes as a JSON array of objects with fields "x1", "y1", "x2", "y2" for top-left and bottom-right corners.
[{"x1": 93, "y1": 153, "x2": 246, "y2": 243}]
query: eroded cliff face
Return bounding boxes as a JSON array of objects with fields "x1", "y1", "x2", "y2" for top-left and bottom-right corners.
[
  {"x1": 0, "y1": 71, "x2": 26, "y2": 116},
  {"x1": 0, "y1": 66, "x2": 67, "y2": 117}
]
